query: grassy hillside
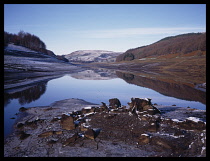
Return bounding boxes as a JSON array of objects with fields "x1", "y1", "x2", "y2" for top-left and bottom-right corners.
[{"x1": 116, "y1": 32, "x2": 206, "y2": 62}]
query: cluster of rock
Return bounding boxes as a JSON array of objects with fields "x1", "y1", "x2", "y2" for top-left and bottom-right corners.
[{"x1": 4, "y1": 98, "x2": 206, "y2": 157}]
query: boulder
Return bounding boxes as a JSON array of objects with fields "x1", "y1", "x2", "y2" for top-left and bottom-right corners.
[
  {"x1": 128, "y1": 98, "x2": 152, "y2": 112},
  {"x1": 138, "y1": 134, "x2": 150, "y2": 145},
  {"x1": 85, "y1": 129, "x2": 95, "y2": 140},
  {"x1": 60, "y1": 114, "x2": 75, "y2": 130},
  {"x1": 85, "y1": 128, "x2": 101, "y2": 140},
  {"x1": 109, "y1": 98, "x2": 121, "y2": 109}
]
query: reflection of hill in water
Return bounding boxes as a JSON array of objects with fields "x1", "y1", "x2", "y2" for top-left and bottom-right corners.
[
  {"x1": 69, "y1": 68, "x2": 117, "y2": 80},
  {"x1": 4, "y1": 74, "x2": 63, "y2": 107},
  {"x1": 4, "y1": 82, "x2": 47, "y2": 106},
  {"x1": 116, "y1": 71, "x2": 206, "y2": 105}
]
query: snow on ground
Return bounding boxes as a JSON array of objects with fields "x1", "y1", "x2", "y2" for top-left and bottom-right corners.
[{"x1": 5, "y1": 44, "x2": 38, "y2": 53}]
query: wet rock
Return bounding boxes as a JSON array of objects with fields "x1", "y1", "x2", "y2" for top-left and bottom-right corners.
[
  {"x1": 60, "y1": 114, "x2": 75, "y2": 130},
  {"x1": 138, "y1": 134, "x2": 151, "y2": 145},
  {"x1": 109, "y1": 98, "x2": 121, "y2": 109}
]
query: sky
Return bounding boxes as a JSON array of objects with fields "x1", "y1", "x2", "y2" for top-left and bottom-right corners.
[{"x1": 4, "y1": 4, "x2": 206, "y2": 55}]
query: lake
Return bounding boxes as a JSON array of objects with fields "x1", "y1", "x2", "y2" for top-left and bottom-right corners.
[{"x1": 4, "y1": 68, "x2": 206, "y2": 137}]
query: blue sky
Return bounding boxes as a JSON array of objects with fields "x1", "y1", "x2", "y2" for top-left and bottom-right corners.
[{"x1": 4, "y1": 4, "x2": 206, "y2": 55}]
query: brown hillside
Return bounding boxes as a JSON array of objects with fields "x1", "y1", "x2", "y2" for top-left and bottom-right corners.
[{"x1": 116, "y1": 32, "x2": 206, "y2": 62}]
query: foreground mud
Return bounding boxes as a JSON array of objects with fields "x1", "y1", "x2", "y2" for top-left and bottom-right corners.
[{"x1": 4, "y1": 98, "x2": 206, "y2": 157}]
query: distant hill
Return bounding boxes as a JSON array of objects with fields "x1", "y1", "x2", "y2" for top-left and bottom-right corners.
[
  {"x1": 116, "y1": 32, "x2": 206, "y2": 62},
  {"x1": 65, "y1": 50, "x2": 123, "y2": 63}
]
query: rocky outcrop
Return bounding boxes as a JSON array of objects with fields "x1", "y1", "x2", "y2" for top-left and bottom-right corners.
[{"x1": 4, "y1": 98, "x2": 206, "y2": 157}]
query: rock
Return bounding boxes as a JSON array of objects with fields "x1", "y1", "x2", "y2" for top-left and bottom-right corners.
[
  {"x1": 62, "y1": 133, "x2": 79, "y2": 146},
  {"x1": 147, "y1": 121, "x2": 159, "y2": 132},
  {"x1": 128, "y1": 98, "x2": 151, "y2": 112},
  {"x1": 143, "y1": 105, "x2": 153, "y2": 111},
  {"x1": 95, "y1": 107, "x2": 104, "y2": 113},
  {"x1": 16, "y1": 123, "x2": 24, "y2": 129},
  {"x1": 60, "y1": 114, "x2": 75, "y2": 130},
  {"x1": 85, "y1": 128, "x2": 101, "y2": 140},
  {"x1": 18, "y1": 131, "x2": 30, "y2": 140},
  {"x1": 81, "y1": 107, "x2": 95, "y2": 114},
  {"x1": 178, "y1": 119, "x2": 206, "y2": 131},
  {"x1": 152, "y1": 137, "x2": 172, "y2": 149},
  {"x1": 109, "y1": 98, "x2": 121, "y2": 109},
  {"x1": 54, "y1": 131, "x2": 63, "y2": 135},
  {"x1": 80, "y1": 123, "x2": 89, "y2": 131},
  {"x1": 19, "y1": 107, "x2": 28, "y2": 112},
  {"x1": 85, "y1": 129, "x2": 95, "y2": 140},
  {"x1": 138, "y1": 134, "x2": 150, "y2": 145},
  {"x1": 101, "y1": 102, "x2": 108, "y2": 109},
  {"x1": 38, "y1": 131, "x2": 54, "y2": 138},
  {"x1": 25, "y1": 120, "x2": 38, "y2": 129}
]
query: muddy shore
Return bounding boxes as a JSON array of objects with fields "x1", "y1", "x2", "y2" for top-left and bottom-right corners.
[{"x1": 4, "y1": 98, "x2": 206, "y2": 157}]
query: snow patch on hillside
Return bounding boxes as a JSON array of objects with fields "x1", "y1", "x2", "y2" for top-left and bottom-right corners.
[
  {"x1": 65, "y1": 50, "x2": 123, "y2": 63},
  {"x1": 5, "y1": 43, "x2": 38, "y2": 53}
]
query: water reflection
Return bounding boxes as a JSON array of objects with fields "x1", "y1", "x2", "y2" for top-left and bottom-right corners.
[
  {"x1": 4, "y1": 68, "x2": 206, "y2": 108},
  {"x1": 4, "y1": 68, "x2": 206, "y2": 138},
  {"x1": 116, "y1": 71, "x2": 206, "y2": 105},
  {"x1": 70, "y1": 68, "x2": 117, "y2": 80},
  {"x1": 4, "y1": 82, "x2": 47, "y2": 106}
]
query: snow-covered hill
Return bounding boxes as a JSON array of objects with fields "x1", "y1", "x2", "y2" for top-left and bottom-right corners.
[{"x1": 65, "y1": 50, "x2": 123, "y2": 63}]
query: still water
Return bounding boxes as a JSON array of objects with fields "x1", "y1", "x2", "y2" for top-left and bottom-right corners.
[{"x1": 4, "y1": 69, "x2": 206, "y2": 137}]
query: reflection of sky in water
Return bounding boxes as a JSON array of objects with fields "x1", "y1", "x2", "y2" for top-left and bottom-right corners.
[
  {"x1": 7, "y1": 75, "x2": 205, "y2": 109},
  {"x1": 4, "y1": 74, "x2": 206, "y2": 137}
]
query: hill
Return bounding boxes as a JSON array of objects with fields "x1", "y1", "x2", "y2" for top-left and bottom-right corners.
[
  {"x1": 116, "y1": 32, "x2": 206, "y2": 62},
  {"x1": 65, "y1": 50, "x2": 123, "y2": 63}
]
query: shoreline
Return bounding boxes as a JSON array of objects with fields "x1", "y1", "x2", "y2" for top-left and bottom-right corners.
[{"x1": 4, "y1": 98, "x2": 206, "y2": 157}]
